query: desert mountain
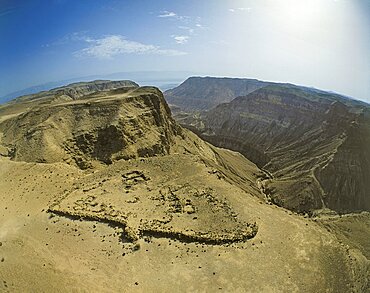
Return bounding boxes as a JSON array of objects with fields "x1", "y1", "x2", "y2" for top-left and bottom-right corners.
[
  {"x1": 166, "y1": 79, "x2": 370, "y2": 215},
  {"x1": 10, "y1": 80, "x2": 139, "y2": 104},
  {"x1": 0, "y1": 86, "x2": 181, "y2": 168},
  {"x1": 0, "y1": 80, "x2": 369, "y2": 292},
  {"x1": 165, "y1": 76, "x2": 269, "y2": 111},
  {"x1": 165, "y1": 76, "x2": 367, "y2": 112}
]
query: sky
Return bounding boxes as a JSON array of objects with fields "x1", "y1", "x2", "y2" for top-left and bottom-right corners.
[{"x1": 0, "y1": 0, "x2": 369, "y2": 102}]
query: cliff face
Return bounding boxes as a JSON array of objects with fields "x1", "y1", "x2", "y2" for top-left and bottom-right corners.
[
  {"x1": 173, "y1": 82, "x2": 370, "y2": 214},
  {"x1": 164, "y1": 76, "x2": 268, "y2": 111},
  {"x1": 0, "y1": 86, "x2": 181, "y2": 169}
]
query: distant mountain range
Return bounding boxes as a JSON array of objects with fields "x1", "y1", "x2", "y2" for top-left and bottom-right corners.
[
  {"x1": 165, "y1": 76, "x2": 368, "y2": 111},
  {"x1": 0, "y1": 71, "x2": 195, "y2": 104}
]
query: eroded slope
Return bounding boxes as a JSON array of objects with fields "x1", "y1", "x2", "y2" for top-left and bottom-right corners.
[
  {"x1": 0, "y1": 86, "x2": 181, "y2": 168},
  {"x1": 178, "y1": 84, "x2": 370, "y2": 214}
]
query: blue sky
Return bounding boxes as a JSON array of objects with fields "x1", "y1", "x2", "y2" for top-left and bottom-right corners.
[{"x1": 0, "y1": 0, "x2": 369, "y2": 102}]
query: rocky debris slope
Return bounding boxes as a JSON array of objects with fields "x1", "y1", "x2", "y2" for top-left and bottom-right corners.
[{"x1": 174, "y1": 82, "x2": 370, "y2": 214}]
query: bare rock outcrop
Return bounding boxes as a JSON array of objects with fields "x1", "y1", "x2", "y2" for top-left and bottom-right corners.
[{"x1": 0, "y1": 85, "x2": 182, "y2": 169}]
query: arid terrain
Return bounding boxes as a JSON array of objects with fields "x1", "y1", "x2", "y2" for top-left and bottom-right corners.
[
  {"x1": 166, "y1": 77, "x2": 370, "y2": 214},
  {"x1": 0, "y1": 80, "x2": 369, "y2": 292}
]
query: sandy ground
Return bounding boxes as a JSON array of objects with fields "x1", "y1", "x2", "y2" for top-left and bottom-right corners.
[{"x1": 0, "y1": 154, "x2": 368, "y2": 292}]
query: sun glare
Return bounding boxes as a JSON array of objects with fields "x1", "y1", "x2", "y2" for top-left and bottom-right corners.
[{"x1": 270, "y1": 0, "x2": 325, "y2": 32}]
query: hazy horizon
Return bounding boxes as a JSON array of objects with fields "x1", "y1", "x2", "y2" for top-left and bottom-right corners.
[
  {"x1": 1, "y1": 0, "x2": 369, "y2": 102},
  {"x1": 2, "y1": 71, "x2": 369, "y2": 105}
]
